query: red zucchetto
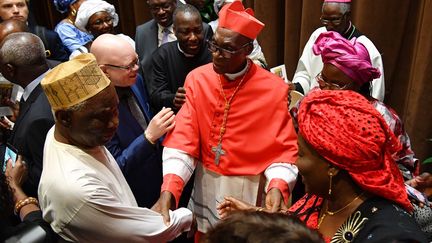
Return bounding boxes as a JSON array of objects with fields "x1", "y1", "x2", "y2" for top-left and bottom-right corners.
[{"x1": 218, "y1": 1, "x2": 264, "y2": 40}]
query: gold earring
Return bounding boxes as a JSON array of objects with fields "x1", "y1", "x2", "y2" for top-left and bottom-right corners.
[
  {"x1": 71, "y1": 8, "x2": 77, "y2": 17},
  {"x1": 328, "y1": 172, "x2": 333, "y2": 196}
]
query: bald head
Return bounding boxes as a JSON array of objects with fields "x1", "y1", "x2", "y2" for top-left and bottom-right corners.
[
  {"x1": 91, "y1": 34, "x2": 135, "y2": 64},
  {"x1": 91, "y1": 34, "x2": 139, "y2": 87},
  {"x1": 0, "y1": 19, "x2": 29, "y2": 43}
]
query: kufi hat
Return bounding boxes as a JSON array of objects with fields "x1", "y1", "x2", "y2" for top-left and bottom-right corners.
[
  {"x1": 218, "y1": 1, "x2": 264, "y2": 40},
  {"x1": 41, "y1": 53, "x2": 111, "y2": 110}
]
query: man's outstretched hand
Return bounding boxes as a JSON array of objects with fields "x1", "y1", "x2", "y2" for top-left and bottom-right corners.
[{"x1": 151, "y1": 191, "x2": 176, "y2": 226}]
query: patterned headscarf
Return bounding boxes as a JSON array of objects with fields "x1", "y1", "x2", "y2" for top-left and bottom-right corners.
[
  {"x1": 298, "y1": 89, "x2": 412, "y2": 211},
  {"x1": 313, "y1": 31, "x2": 381, "y2": 86},
  {"x1": 74, "y1": 0, "x2": 119, "y2": 32},
  {"x1": 53, "y1": 0, "x2": 78, "y2": 14}
]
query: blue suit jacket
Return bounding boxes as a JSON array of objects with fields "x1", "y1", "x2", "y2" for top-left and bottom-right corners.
[{"x1": 106, "y1": 75, "x2": 162, "y2": 208}]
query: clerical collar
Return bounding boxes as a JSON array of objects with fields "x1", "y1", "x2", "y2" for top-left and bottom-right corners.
[
  {"x1": 177, "y1": 43, "x2": 195, "y2": 58},
  {"x1": 224, "y1": 60, "x2": 250, "y2": 81},
  {"x1": 342, "y1": 21, "x2": 356, "y2": 40}
]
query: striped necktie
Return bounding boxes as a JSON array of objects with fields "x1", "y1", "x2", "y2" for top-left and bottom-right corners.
[{"x1": 161, "y1": 28, "x2": 169, "y2": 45}]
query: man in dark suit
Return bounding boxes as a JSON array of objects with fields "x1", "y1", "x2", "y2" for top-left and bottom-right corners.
[
  {"x1": 135, "y1": 0, "x2": 177, "y2": 85},
  {"x1": 0, "y1": 0, "x2": 69, "y2": 62},
  {"x1": 91, "y1": 34, "x2": 175, "y2": 208},
  {"x1": 0, "y1": 32, "x2": 54, "y2": 198}
]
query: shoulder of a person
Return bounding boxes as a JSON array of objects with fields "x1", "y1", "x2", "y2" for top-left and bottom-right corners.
[
  {"x1": 158, "y1": 41, "x2": 178, "y2": 53},
  {"x1": 189, "y1": 62, "x2": 212, "y2": 75},
  {"x1": 137, "y1": 19, "x2": 156, "y2": 32},
  {"x1": 37, "y1": 25, "x2": 60, "y2": 39},
  {"x1": 356, "y1": 36, "x2": 381, "y2": 56},
  {"x1": 311, "y1": 27, "x2": 327, "y2": 38},
  {"x1": 355, "y1": 201, "x2": 427, "y2": 242},
  {"x1": 255, "y1": 64, "x2": 286, "y2": 85},
  {"x1": 183, "y1": 63, "x2": 213, "y2": 86},
  {"x1": 30, "y1": 91, "x2": 55, "y2": 115}
]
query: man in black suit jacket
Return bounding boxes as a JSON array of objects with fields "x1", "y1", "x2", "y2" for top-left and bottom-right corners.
[
  {"x1": 0, "y1": 0, "x2": 69, "y2": 62},
  {"x1": 0, "y1": 32, "x2": 54, "y2": 197}
]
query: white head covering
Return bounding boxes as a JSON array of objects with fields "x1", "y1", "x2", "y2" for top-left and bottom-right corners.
[
  {"x1": 75, "y1": 0, "x2": 119, "y2": 32},
  {"x1": 213, "y1": 0, "x2": 240, "y2": 14}
]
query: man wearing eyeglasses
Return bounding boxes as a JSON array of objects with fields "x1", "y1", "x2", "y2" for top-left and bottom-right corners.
[
  {"x1": 147, "y1": 4, "x2": 212, "y2": 113},
  {"x1": 151, "y1": 1, "x2": 298, "y2": 237},
  {"x1": 291, "y1": 0, "x2": 385, "y2": 102},
  {"x1": 135, "y1": 0, "x2": 177, "y2": 88},
  {"x1": 91, "y1": 34, "x2": 176, "y2": 208}
]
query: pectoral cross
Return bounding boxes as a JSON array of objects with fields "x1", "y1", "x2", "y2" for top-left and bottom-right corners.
[{"x1": 211, "y1": 143, "x2": 225, "y2": 166}]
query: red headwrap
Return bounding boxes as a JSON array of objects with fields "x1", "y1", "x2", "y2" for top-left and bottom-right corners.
[
  {"x1": 298, "y1": 89, "x2": 412, "y2": 211},
  {"x1": 313, "y1": 31, "x2": 381, "y2": 86},
  {"x1": 218, "y1": 1, "x2": 264, "y2": 40}
]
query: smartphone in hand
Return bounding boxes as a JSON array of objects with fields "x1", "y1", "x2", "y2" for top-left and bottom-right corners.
[{"x1": 2, "y1": 143, "x2": 18, "y2": 173}]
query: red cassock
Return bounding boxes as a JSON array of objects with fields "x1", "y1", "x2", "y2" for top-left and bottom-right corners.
[{"x1": 163, "y1": 63, "x2": 298, "y2": 175}]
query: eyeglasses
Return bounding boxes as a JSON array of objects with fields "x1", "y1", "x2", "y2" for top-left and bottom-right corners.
[
  {"x1": 102, "y1": 58, "x2": 139, "y2": 72},
  {"x1": 148, "y1": 3, "x2": 173, "y2": 12},
  {"x1": 315, "y1": 73, "x2": 348, "y2": 90},
  {"x1": 320, "y1": 13, "x2": 345, "y2": 25},
  {"x1": 206, "y1": 39, "x2": 251, "y2": 58},
  {"x1": 90, "y1": 16, "x2": 114, "y2": 27}
]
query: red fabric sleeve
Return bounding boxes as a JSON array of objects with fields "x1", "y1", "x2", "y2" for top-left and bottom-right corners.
[
  {"x1": 161, "y1": 174, "x2": 185, "y2": 207},
  {"x1": 267, "y1": 178, "x2": 290, "y2": 205}
]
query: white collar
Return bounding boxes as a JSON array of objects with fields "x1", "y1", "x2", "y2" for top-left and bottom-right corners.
[
  {"x1": 224, "y1": 60, "x2": 250, "y2": 80},
  {"x1": 22, "y1": 69, "x2": 50, "y2": 102},
  {"x1": 177, "y1": 43, "x2": 195, "y2": 57}
]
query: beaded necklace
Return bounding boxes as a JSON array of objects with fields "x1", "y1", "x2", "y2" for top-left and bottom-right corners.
[{"x1": 212, "y1": 61, "x2": 250, "y2": 165}]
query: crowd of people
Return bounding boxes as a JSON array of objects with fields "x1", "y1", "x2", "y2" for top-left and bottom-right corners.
[{"x1": 0, "y1": 0, "x2": 430, "y2": 242}]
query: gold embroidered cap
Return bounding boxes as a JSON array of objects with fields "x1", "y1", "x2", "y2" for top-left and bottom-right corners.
[{"x1": 41, "y1": 53, "x2": 111, "y2": 110}]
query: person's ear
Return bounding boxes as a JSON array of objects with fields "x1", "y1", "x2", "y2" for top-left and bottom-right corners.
[
  {"x1": 5, "y1": 63, "x2": 15, "y2": 77},
  {"x1": 98, "y1": 65, "x2": 111, "y2": 78},
  {"x1": 244, "y1": 42, "x2": 253, "y2": 56},
  {"x1": 173, "y1": 24, "x2": 177, "y2": 35},
  {"x1": 56, "y1": 110, "x2": 73, "y2": 128}
]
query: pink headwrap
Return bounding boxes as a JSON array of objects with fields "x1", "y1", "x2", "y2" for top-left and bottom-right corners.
[
  {"x1": 298, "y1": 89, "x2": 412, "y2": 212},
  {"x1": 313, "y1": 31, "x2": 381, "y2": 86}
]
